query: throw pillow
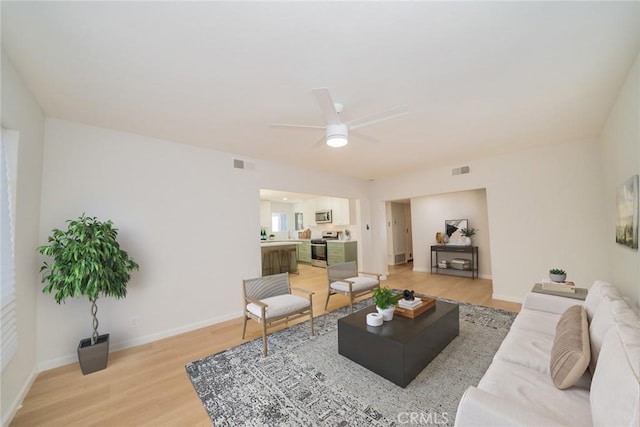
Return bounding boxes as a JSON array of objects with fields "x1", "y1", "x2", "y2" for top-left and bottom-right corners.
[{"x1": 549, "y1": 305, "x2": 591, "y2": 389}]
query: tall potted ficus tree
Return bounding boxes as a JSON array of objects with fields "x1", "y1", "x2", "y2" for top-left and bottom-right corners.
[{"x1": 38, "y1": 214, "x2": 139, "y2": 375}]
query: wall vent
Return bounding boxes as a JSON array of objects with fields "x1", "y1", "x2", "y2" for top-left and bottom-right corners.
[
  {"x1": 393, "y1": 253, "x2": 406, "y2": 265},
  {"x1": 452, "y1": 165, "x2": 470, "y2": 176},
  {"x1": 233, "y1": 159, "x2": 245, "y2": 169}
]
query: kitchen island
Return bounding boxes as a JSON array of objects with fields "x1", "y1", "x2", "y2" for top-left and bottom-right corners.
[{"x1": 260, "y1": 241, "x2": 302, "y2": 276}]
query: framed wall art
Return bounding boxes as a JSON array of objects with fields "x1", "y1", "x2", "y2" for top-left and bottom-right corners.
[
  {"x1": 616, "y1": 174, "x2": 639, "y2": 250},
  {"x1": 445, "y1": 219, "x2": 468, "y2": 245}
]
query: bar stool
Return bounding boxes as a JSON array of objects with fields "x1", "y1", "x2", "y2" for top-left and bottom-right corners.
[
  {"x1": 287, "y1": 247, "x2": 299, "y2": 275},
  {"x1": 279, "y1": 249, "x2": 290, "y2": 274},
  {"x1": 262, "y1": 249, "x2": 280, "y2": 275}
]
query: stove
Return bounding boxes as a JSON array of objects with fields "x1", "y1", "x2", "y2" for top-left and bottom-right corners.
[{"x1": 310, "y1": 231, "x2": 339, "y2": 268}]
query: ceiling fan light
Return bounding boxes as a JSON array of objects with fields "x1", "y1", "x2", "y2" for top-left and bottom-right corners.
[
  {"x1": 327, "y1": 136, "x2": 348, "y2": 148},
  {"x1": 326, "y1": 123, "x2": 349, "y2": 148}
]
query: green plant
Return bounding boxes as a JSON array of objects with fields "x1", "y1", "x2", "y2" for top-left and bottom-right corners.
[
  {"x1": 38, "y1": 214, "x2": 139, "y2": 345},
  {"x1": 373, "y1": 287, "x2": 395, "y2": 309},
  {"x1": 549, "y1": 268, "x2": 566, "y2": 275},
  {"x1": 460, "y1": 227, "x2": 477, "y2": 237}
]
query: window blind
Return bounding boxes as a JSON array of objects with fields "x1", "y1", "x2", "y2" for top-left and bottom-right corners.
[{"x1": 1, "y1": 129, "x2": 17, "y2": 371}]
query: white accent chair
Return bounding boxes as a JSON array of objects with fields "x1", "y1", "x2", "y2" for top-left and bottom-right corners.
[
  {"x1": 242, "y1": 272, "x2": 314, "y2": 356},
  {"x1": 324, "y1": 261, "x2": 381, "y2": 313}
]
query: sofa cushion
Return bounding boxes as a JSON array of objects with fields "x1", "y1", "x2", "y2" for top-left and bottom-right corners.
[
  {"x1": 494, "y1": 328, "x2": 554, "y2": 373},
  {"x1": 549, "y1": 306, "x2": 590, "y2": 389},
  {"x1": 510, "y1": 308, "x2": 561, "y2": 336},
  {"x1": 623, "y1": 296, "x2": 640, "y2": 316},
  {"x1": 330, "y1": 276, "x2": 378, "y2": 293},
  {"x1": 494, "y1": 313, "x2": 591, "y2": 390},
  {"x1": 522, "y1": 291, "x2": 586, "y2": 316},
  {"x1": 590, "y1": 319, "x2": 640, "y2": 427},
  {"x1": 478, "y1": 359, "x2": 592, "y2": 426},
  {"x1": 246, "y1": 294, "x2": 310, "y2": 319},
  {"x1": 588, "y1": 295, "x2": 618, "y2": 373},
  {"x1": 584, "y1": 280, "x2": 619, "y2": 321}
]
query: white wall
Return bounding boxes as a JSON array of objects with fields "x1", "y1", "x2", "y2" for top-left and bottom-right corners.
[
  {"x1": 371, "y1": 137, "x2": 609, "y2": 302},
  {"x1": 37, "y1": 119, "x2": 371, "y2": 369},
  {"x1": 1, "y1": 51, "x2": 45, "y2": 426},
  {"x1": 9, "y1": 48, "x2": 638, "y2": 424},
  {"x1": 601, "y1": 52, "x2": 640, "y2": 306},
  {"x1": 411, "y1": 189, "x2": 491, "y2": 278}
]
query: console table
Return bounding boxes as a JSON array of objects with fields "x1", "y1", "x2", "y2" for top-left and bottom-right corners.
[
  {"x1": 430, "y1": 245, "x2": 478, "y2": 279},
  {"x1": 531, "y1": 283, "x2": 588, "y2": 300}
]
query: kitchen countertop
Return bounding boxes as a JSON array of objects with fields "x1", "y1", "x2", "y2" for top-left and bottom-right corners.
[
  {"x1": 327, "y1": 240, "x2": 357, "y2": 243},
  {"x1": 260, "y1": 241, "x2": 303, "y2": 247}
]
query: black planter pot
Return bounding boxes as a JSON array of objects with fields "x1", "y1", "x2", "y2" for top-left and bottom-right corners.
[{"x1": 77, "y1": 333, "x2": 109, "y2": 375}]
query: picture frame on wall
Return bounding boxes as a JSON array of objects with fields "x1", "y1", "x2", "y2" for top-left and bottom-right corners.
[
  {"x1": 445, "y1": 219, "x2": 468, "y2": 245},
  {"x1": 616, "y1": 174, "x2": 639, "y2": 250}
]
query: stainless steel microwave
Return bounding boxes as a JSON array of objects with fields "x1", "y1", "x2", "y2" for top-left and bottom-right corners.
[{"x1": 315, "y1": 210, "x2": 332, "y2": 224}]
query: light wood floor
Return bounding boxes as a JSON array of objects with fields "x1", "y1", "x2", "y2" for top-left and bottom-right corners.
[{"x1": 10, "y1": 263, "x2": 520, "y2": 426}]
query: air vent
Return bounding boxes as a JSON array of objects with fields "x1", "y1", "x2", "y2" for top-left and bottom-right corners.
[
  {"x1": 452, "y1": 165, "x2": 470, "y2": 176},
  {"x1": 394, "y1": 253, "x2": 406, "y2": 265},
  {"x1": 233, "y1": 159, "x2": 245, "y2": 169}
]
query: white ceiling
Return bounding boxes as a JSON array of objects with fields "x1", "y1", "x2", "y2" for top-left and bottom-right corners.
[
  {"x1": 2, "y1": 1, "x2": 639, "y2": 180},
  {"x1": 260, "y1": 189, "x2": 319, "y2": 204}
]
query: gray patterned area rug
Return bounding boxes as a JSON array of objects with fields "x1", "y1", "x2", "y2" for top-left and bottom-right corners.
[{"x1": 186, "y1": 297, "x2": 516, "y2": 426}]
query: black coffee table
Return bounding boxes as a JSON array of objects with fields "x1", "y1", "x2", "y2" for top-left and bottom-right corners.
[{"x1": 337, "y1": 300, "x2": 459, "y2": 388}]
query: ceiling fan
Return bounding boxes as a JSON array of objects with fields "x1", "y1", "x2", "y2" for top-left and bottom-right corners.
[{"x1": 271, "y1": 87, "x2": 408, "y2": 148}]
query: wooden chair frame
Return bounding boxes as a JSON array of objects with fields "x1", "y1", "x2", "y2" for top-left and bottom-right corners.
[
  {"x1": 241, "y1": 273, "x2": 314, "y2": 356},
  {"x1": 324, "y1": 261, "x2": 381, "y2": 313}
]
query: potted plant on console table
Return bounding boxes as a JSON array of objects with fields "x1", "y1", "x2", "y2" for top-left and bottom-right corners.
[
  {"x1": 38, "y1": 214, "x2": 139, "y2": 375},
  {"x1": 373, "y1": 286, "x2": 396, "y2": 321},
  {"x1": 460, "y1": 227, "x2": 477, "y2": 246}
]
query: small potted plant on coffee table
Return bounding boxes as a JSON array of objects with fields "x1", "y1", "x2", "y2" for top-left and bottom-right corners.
[
  {"x1": 549, "y1": 268, "x2": 567, "y2": 283},
  {"x1": 373, "y1": 287, "x2": 396, "y2": 321}
]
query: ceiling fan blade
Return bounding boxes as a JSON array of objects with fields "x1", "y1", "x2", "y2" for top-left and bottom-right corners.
[
  {"x1": 350, "y1": 130, "x2": 380, "y2": 145},
  {"x1": 312, "y1": 134, "x2": 326, "y2": 149},
  {"x1": 346, "y1": 105, "x2": 408, "y2": 130},
  {"x1": 270, "y1": 123, "x2": 325, "y2": 130},
  {"x1": 312, "y1": 87, "x2": 340, "y2": 125}
]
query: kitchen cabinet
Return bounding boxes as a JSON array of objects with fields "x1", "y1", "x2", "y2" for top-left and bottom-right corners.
[
  {"x1": 314, "y1": 196, "x2": 331, "y2": 211},
  {"x1": 259, "y1": 200, "x2": 271, "y2": 229},
  {"x1": 301, "y1": 196, "x2": 355, "y2": 226},
  {"x1": 302, "y1": 198, "x2": 316, "y2": 226},
  {"x1": 331, "y1": 198, "x2": 356, "y2": 226},
  {"x1": 327, "y1": 241, "x2": 357, "y2": 265},
  {"x1": 297, "y1": 240, "x2": 312, "y2": 263}
]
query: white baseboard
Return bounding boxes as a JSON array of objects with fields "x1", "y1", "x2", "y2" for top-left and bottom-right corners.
[
  {"x1": 2, "y1": 366, "x2": 37, "y2": 427},
  {"x1": 492, "y1": 293, "x2": 524, "y2": 304},
  {"x1": 37, "y1": 354, "x2": 78, "y2": 372},
  {"x1": 412, "y1": 266, "x2": 492, "y2": 280},
  {"x1": 37, "y1": 311, "x2": 243, "y2": 372}
]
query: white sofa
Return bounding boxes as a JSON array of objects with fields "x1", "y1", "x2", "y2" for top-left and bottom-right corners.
[{"x1": 455, "y1": 281, "x2": 640, "y2": 426}]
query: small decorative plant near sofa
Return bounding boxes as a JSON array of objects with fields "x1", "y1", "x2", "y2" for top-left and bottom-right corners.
[{"x1": 455, "y1": 280, "x2": 640, "y2": 426}]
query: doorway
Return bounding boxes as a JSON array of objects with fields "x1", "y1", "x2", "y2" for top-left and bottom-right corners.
[{"x1": 385, "y1": 200, "x2": 413, "y2": 266}]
